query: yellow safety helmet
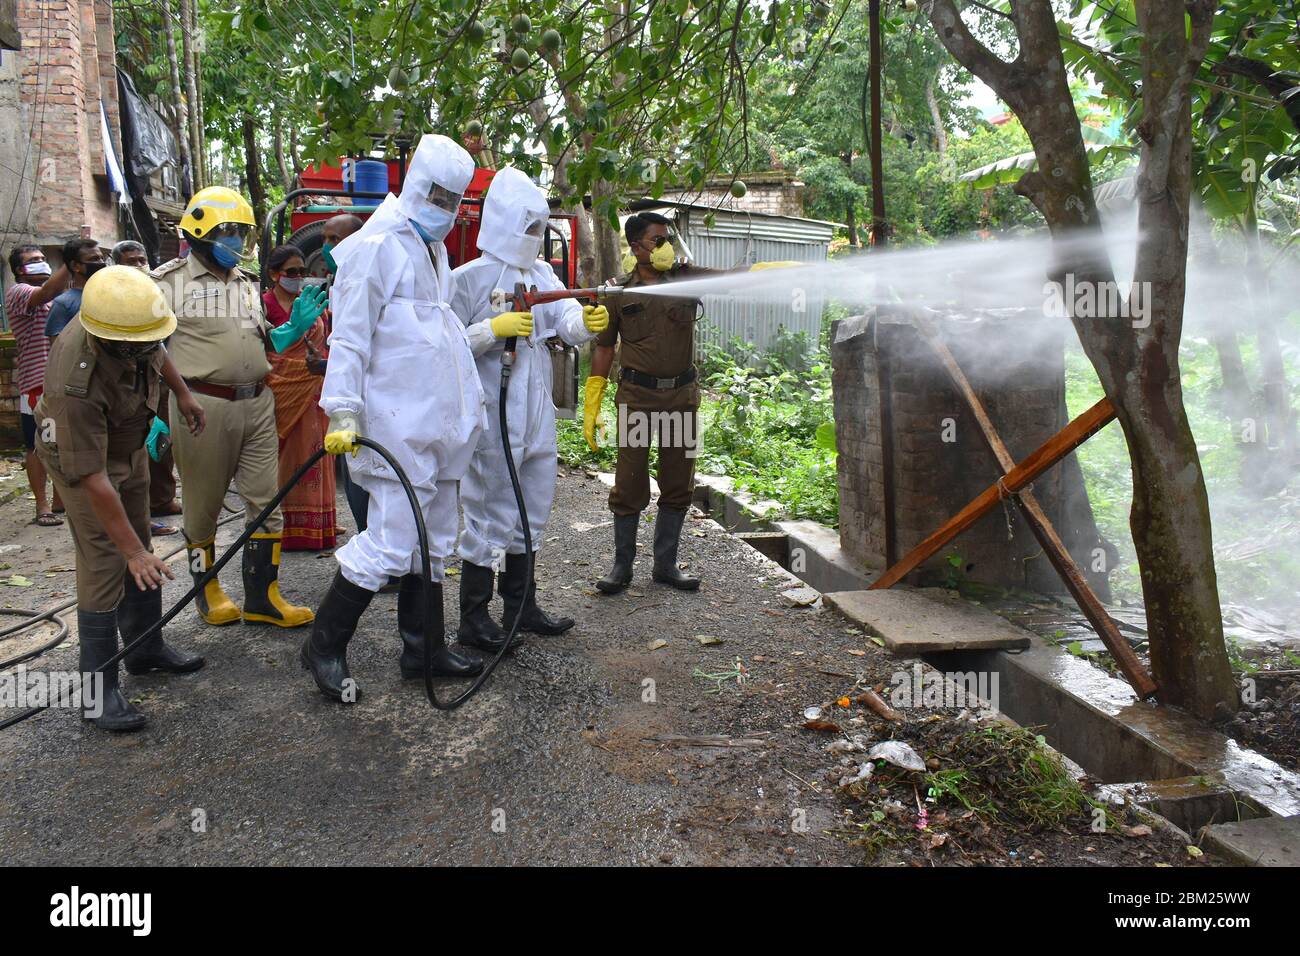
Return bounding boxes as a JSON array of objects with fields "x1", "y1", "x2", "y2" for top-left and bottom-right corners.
[
  {"x1": 179, "y1": 186, "x2": 257, "y2": 260},
  {"x1": 79, "y1": 265, "x2": 177, "y2": 342}
]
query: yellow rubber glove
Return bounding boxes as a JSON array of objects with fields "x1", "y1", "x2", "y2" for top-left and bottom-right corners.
[
  {"x1": 324, "y1": 410, "x2": 360, "y2": 456},
  {"x1": 490, "y1": 311, "x2": 533, "y2": 338},
  {"x1": 582, "y1": 304, "x2": 609, "y2": 333},
  {"x1": 750, "y1": 260, "x2": 802, "y2": 271},
  {"x1": 583, "y1": 376, "x2": 607, "y2": 452}
]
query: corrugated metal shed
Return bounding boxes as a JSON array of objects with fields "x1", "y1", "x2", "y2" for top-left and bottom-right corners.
[{"x1": 629, "y1": 200, "x2": 838, "y2": 357}]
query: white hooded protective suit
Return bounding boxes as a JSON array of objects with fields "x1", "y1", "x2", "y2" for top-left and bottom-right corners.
[
  {"x1": 451, "y1": 167, "x2": 593, "y2": 568},
  {"x1": 322, "y1": 134, "x2": 485, "y2": 590}
]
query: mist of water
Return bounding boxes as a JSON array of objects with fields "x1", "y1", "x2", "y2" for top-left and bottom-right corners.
[{"x1": 624, "y1": 219, "x2": 1300, "y2": 646}]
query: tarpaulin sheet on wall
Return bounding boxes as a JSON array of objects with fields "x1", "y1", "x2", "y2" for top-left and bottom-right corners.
[{"x1": 116, "y1": 67, "x2": 177, "y2": 180}]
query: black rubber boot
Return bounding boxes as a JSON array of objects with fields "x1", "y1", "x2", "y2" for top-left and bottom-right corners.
[
  {"x1": 398, "y1": 575, "x2": 484, "y2": 678},
  {"x1": 79, "y1": 608, "x2": 147, "y2": 732},
  {"x1": 458, "y1": 561, "x2": 505, "y2": 647},
  {"x1": 241, "y1": 532, "x2": 314, "y2": 627},
  {"x1": 300, "y1": 571, "x2": 373, "y2": 702},
  {"x1": 651, "y1": 507, "x2": 700, "y2": 591},
  {"x1": 595, "y1": 513, "x2": 640, "y2": 595},
  {"x1": 121, "y1": 577, "x2": 205, "y2": 675},
  {"x1": 500, "y1": 551, "x2": 574, "y2": 636}
]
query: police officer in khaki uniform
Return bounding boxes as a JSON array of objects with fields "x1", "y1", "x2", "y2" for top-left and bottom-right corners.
[
  {"x1": 152, "y1": 186, "x2": 319, "y2": 629},
  {"x1": 36, "y1": 266, "x2": 207, "y2": 731},
  {"x1": 585, "y1": 212, "x2": 797, "y2": 595}
]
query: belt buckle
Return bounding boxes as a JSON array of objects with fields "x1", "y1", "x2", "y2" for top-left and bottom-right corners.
[
  {"x1": 233, "y1": 383, "x2": 257, "y2": 400},
  {"x1": 656, "y1": 376, "x2": 675, "y2": 389}
]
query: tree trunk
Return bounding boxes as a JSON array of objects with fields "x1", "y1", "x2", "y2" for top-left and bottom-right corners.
[
  {"x1": 526, "y1": 92, "x2": 597, "y2": 286},
  {"x1": 179, "y1": 0, "x2": 203, "y2": 189},
  {"x1": 590, "y1": 177, "x2": 623, "y2": 283},
  {"x1": 158, "y1": 0, "x2": 192, "y2": 199},
  {"x1": 926, "y1": 76, "x2": 948, "y2": 161},
  {"x1": 867, "y1": 0, "x2": 887, "y2": 247},
  {"x1": 189, "y1": 0, "x2": 206, "y2": 187},
  {"x1": 273, "y1": 120, "x2": 292, "y2": 191},
  {"x1": 926, "y1": 0, "x2": 1236, "y2": 718},
  {"x1": 242, "y1": 114, "x2": 266, "y2": 230}
]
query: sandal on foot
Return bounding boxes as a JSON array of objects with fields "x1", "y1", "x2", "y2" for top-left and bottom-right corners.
[{"x1": 32, "y1": 512, "x2": 63, "y2": 527}]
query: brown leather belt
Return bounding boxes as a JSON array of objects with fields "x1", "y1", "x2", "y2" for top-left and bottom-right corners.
[{"x1": 185, "y1": 378, "x2": 265, "y2": 401}]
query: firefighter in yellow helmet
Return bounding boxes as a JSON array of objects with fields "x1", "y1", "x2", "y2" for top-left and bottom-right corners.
[
  {"x1": 152, "y1": 186, "x2": 323, "y2": 629},
  {"x1": 34, "y1": 266, "x2": 208, "y2": 731}
]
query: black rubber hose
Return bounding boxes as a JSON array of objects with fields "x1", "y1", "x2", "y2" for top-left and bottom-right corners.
[
  {"x1": 0, "y1": 607, "x2": 72, "y2": 671},
  {"x1": 0, "y1": 427, "x2": 527, "y2": 727},
  {"x1": 413, "y1": 357, "x2": 532, "y2": 709}
]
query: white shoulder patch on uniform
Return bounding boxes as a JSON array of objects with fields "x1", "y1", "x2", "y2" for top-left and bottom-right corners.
[{"x1": 151, "y1": 258, "x2": 186, "y2": 280}]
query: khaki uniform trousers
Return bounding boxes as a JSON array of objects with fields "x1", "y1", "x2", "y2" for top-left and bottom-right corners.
[
  {"x1": 609, "y1": 379, "x2": 700, "y2": 516},
  {"x1": 170, "y1": 388, "x2": 283, "y2": 542},
  {"x1": 49, "y1": 447, "x2": 151, "y2": 612}
]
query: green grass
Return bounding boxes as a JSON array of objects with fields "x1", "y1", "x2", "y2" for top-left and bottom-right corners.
[{"x1": 557, "y1": 320, "x2": 841, "y2": 526}]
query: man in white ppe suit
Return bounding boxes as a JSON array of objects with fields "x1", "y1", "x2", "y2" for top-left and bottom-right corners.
[
  {"x1": 302, "y1": 133, "x2": 487, "y2": 703},
  {"x1": 451, "y1": 167, "x2": 608, "y2": 646}
]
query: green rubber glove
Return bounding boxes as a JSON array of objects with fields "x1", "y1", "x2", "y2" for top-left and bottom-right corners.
[
  {"x1": 146, "y1": 416, "x2": 170, "y2": 462},
  {"x1": 269, "y1": 284, "x2": 328, "y2": 353}
]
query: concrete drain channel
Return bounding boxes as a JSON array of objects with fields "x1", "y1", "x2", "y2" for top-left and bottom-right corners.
[{"x1": 690, "y1": 475, "x2": 1300, "y2": 866}]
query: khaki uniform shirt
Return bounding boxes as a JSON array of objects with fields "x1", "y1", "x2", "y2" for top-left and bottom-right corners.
[
  {"x1": 596, "y1": 263, "x2": 718, "y2": 378},
  {"x1": 35, "y1": 323, "x2": 164, "y2": 483},
  {"x1": 152, "y1": 254, "x2": 271, "y2": 385}
]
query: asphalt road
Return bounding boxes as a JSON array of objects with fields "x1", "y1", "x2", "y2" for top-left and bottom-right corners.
[{"x1": 0, "y1": 466, "x2": 878, "y2": 865}]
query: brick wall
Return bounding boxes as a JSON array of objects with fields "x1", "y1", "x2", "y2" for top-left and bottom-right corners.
[
  {"x1": 660, "y1": 173, "x2": 808, "y2": 220},
  {"x1": 2, "y1": 0, "x2": 120, "y2": 254},
  {"x1": 0, "y1": 334, "x2": 19, "y2": 449},
  {"x1": 831, "y1": 307, "x2": 1113, "y2": 598}
]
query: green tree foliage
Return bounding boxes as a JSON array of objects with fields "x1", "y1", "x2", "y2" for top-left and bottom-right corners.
[{"x1": 211, "y1": 0, "x2": 841, "y2": 226}]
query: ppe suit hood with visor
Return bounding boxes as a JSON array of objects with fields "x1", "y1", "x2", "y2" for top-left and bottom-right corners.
[
  {"x1": 321, "y1": 133, "x2": 484, "y2": 493},
  {"x1": 397, "y1": 133, "x2": 474, "y2": 241},
  {"x1": 478, "y1": 167, "x2": 550, "y2": 270}
]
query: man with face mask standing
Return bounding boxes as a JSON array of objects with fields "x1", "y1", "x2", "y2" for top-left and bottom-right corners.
[
  {"x1": 587, "y1": 212, "x2": 797, "y2": 595},
  {"x1": 302, "y1": 133, "x2": 486, "y2": 703},
  {"x1": 153, "y1": 186, "x2": 322, "y2": 630},
  {"x1": 44, "y1": 238, "x2": 107, "y2": 339},
  {"x1": 451, "y1": 168, "x2": 608, "y2": 648}
]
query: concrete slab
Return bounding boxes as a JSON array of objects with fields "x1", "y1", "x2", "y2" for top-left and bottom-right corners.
[
  {"x1": 1202, "y1": 816, "x2": 1300, "y2": 867},
  {"x1": 824, "y1": 588, "x2": 1032, "y2": 653}
]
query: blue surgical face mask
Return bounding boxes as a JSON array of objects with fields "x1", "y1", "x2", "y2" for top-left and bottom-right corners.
[
  {"x1": 210, "y1": 235, "x2": 244, "y2": 270},
  {"x1": 410, "y1": 206, "x2": 455, "y2": 243}
]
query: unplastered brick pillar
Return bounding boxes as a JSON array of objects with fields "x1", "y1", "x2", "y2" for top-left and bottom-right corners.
[
  {"x1": 831, "y1": 307, "x2": 1114, "y2": 599},
  {"x1": 8, "y1": 0, "x2": 119, "y2": 246}
]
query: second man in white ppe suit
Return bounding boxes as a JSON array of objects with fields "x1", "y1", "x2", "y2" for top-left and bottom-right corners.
[
  {"x1": 302, "y1": 133, "x2": 487, "y2": 703},
  {"x1": 451, "y1": 167, "x2": 608, "y2": 645}
]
